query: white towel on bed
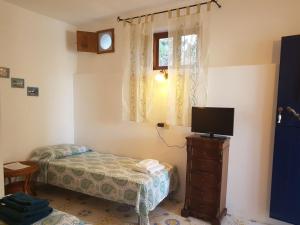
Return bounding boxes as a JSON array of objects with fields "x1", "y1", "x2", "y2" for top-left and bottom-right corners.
[
  {"x1": 136, "y1": 159, "x2": 159, "y2": 169},
  {"x1": 149, "y1": 164, "x2": 165, "y2": 173},
  {"x1": 133, "y1": 163, "x2": 165, "y2": 174}
]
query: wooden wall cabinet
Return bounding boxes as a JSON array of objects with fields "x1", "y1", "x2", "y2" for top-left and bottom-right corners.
[
  {"x1": 77, "y1": 29, "x2": 114, "y2": 54},
  {"x1": 77, "y1": 31, "x2": 97, "y2": 53},
  {"x1": 181, "y1": 135, "x2": 230, "y2": 225}
]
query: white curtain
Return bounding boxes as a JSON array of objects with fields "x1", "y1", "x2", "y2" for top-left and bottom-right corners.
[
  {"x1": 122, "y1": 19, "x2": 154, "y2": 122},
  {"x1": 123, "y1": 8, "x2": 210, "y2": 126},
  {"x1": 166, "y1": 9, "x2": 209, "y2": 126}
]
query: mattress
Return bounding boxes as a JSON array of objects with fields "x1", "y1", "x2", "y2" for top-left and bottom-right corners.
[{"x1": 34, "y1": 151, "x2": 179, "y2": 225}]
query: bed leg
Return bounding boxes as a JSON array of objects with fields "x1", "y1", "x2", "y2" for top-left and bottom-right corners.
[{"x1": 138, "y1": 215, "x2": 142, "y2": 225}]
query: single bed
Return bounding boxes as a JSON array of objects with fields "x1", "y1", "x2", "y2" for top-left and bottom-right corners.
[
  {"x1": 0, "y1": 209, "x2": 92, "y2": 225},
  {"x1": 31, "y1": 145, "x2": 179, "y2": 225}
]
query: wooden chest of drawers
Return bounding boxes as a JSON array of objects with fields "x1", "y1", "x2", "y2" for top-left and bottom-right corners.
[{"x1": 181, "y1": 135, "x2": 230, "y2": 225}]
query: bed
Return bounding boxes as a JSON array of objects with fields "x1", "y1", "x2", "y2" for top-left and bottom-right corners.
[
  {"x1": 0, "y1": 209, "x2": 92, "y2": 225},
  {"x1": 39, "y1": 210, "x2": 92, "y2": 225},
  {"x1": 31, "y1": 145, "x2": 179, "y2": 225}
]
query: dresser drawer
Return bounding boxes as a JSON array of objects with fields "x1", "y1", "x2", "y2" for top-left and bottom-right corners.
[
  {"x1": 189, "y1": 139, "x2": 220, "y2": 149},
  {"x1": 190, "y1": 187, "x2": 219, "y2": 205},
  {"x1": 190, "y1": 172, "x2": 219, "y2": 189},
  {"x1": 189, "y1": 202, "x2": 218, "y2": 218},
  {"x1": 191, "y1": 159, "x2": 221, "y2": 174},
  {"x1": 191, "y1": 147, "x2": 221, "y2": 160}
]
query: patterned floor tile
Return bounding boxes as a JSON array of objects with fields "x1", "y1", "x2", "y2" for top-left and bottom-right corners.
[{"x1": 36, "y1": 185, "x2": 241, "y2": 225}]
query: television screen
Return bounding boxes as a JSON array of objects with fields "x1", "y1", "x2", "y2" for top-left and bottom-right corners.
[{"x1": 191, "y1": 107, "x2": 234, "y2": 136}]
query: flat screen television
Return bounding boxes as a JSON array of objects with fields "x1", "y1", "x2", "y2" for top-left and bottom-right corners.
[{"x1": 191, "y1": 107, "x2": 234, "y2": 137}]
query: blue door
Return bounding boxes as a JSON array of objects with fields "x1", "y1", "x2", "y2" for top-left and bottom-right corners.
[{"x1": 270, "y1": 35, "x2": 300, "y2": 224}]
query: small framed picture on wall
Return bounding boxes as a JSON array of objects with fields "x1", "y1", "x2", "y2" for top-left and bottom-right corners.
[
  {"x1": 27, "y1": 87, "x2": 39, "y2": 96},
  {"x1": 0, "y1": 67, "x2": 10, "y2": 78},
  {"x1": 11, "y1": 78, "x2": 25, "y2": 88}
]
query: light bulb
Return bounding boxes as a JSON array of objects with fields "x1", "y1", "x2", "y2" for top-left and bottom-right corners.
[{"x1": 155, "y1": 73, "x2": 165, "y2": 82}]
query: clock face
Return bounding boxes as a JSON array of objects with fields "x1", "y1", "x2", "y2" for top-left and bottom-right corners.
[{"x1": 97, "y1": 29, "x2": 114, "y2": 54}]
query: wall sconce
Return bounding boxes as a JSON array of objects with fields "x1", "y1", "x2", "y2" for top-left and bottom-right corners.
[{"x1": 155, "y1": 69, "x2": 168, "y2": 82}]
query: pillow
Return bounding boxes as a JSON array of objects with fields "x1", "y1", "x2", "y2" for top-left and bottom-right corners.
[{"x1": 30, "y1": 144, "x2": 92, "y2": 161}]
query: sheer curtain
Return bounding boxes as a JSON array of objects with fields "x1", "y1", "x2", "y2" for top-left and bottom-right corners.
[
  {"x1": 123, "y1": 8, "x2": 210, "y2": 126},
  {"x1": 167, "y1": 8, "x2": 210, "y2": 126},
  {"x1": 122, "y1": 18, "x2": 154, "y2": 122}
]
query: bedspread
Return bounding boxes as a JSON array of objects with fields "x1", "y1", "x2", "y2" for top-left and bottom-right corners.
[
  {"x1": 34, "y1": 151, "x2": 179, "y2": 225},
  {"x1": 0, "y1": 209, "x2": 91, "y2": 225}
]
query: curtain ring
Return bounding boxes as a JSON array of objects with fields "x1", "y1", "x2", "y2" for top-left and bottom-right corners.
[
  {"x1": 151, "y1": 14, "x2": 154, "y2": 22},
  {"x1": 197, "y1": 4, "x2": 201, "y2": 14},
  {"x1": 207, "y1": 2, "x2": 211, "y2": 11},
  {"x1": 168, "y1": 10, "x2": 172, "y2": 19},
  {"x1": 186, "y1": 7, "x2": 190, "y2": 15},
  {"x1": 176, "y1": 8, "x2": 180, "y2": 17}
]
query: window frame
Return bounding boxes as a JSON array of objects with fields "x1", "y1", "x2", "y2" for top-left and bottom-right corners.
[{"x1": 153, "y1": 32, "x2": 168, "y2": 70}]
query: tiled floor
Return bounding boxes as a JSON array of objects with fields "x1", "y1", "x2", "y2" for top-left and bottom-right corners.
[{"x1": 36, "y1": 185, "x2": 243, "y2": 225}]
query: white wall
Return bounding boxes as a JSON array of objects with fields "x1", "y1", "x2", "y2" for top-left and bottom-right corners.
[
  {"x1": 0, "y1": 164, "x2": 3, "y2": 197},
  {"x1": 208, "y1": 65, "x2": 279, "y2": 223},
  {"x1": 0, "y1": 124, "x2": 3, "y2": 197},
  {"x1": 0, "y1": 1, "x2": 76, "y2": 162},
  {"x1": 74, "y1": 0, "x2": 300, "y2": 224},
  {"x1": 209, "y1": 0, "x2": 300, "y2": 67},
  {"x1": 0, "y1": 86, "x2": 4, "y2": 197}
]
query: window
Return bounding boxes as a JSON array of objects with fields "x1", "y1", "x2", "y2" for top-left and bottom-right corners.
[
  {"x1": 153, "y1": 32, "x2": 198, "y2": 70},
  {"x1": 153, "y1": 32, "x2": 168, "y2": 70},
  {"x1": 180, "y1": 34, "x2": 198, "y2": 66}
]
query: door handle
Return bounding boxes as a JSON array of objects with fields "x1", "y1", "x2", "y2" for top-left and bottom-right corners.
[
  {"x1": 277, "y1": 107, "x2": 283, "y2": 124},
  {"x1": 286, "y1": 106, "x2": 300, "y2": 120}
]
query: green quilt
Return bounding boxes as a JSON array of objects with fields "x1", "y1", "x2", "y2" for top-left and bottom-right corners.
[{"x1": 34, "y1": 151, "x2": 179, "y2": 225}]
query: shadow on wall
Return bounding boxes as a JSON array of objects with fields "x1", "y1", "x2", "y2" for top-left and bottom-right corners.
[{"x1": 66, "y1": 30, "x2": 77, "y2": 52}]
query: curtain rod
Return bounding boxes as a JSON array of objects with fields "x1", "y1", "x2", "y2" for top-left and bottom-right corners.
[{"x1": 117, "y1": 0, "x2": 221, "y2": 23}]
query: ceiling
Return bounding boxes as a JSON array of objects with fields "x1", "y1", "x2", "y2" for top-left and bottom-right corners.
[{"x1": 5, "y1": 0, "x2": 183, "y2": 26}]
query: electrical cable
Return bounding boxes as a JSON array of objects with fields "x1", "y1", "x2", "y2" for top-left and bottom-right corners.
[{"x1": 155, "y1": 126, "x2": 186, "y2": 148}]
